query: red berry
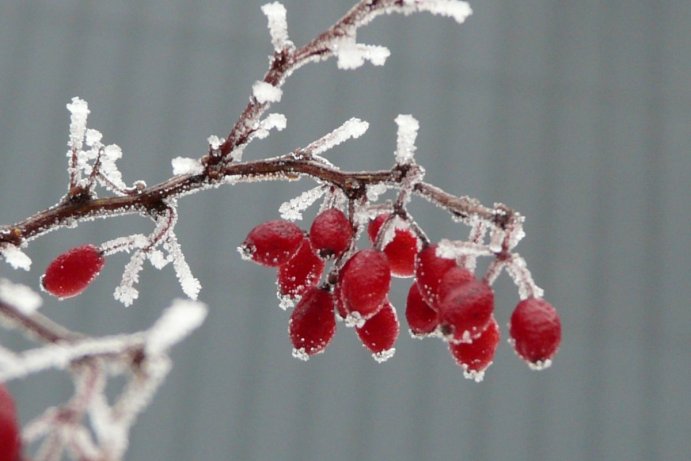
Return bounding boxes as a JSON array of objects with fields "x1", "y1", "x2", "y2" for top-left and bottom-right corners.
[
  {"x1": 438, "y1": 279, "x2": 494, "y2": 344},
  {"x1": 278, "y1": 238, "x2": 325, "y2": 304},
  {"x1": 289, "y1": 287, "x2": 336, "y2": 360},
  {"x1": 414, "y1": 244, "x2": 456, "y2": 307},
  {"x1": 240, "y1": 220, "x2": 304, "y2": 267},
  {"x1": 339, "y1": 249, "x2": 391, "y2": 320},
  {"x1": 0, "y1": 384, "x2": 21, "y2": 461},
  {"x1": 41, "y1": 244, "x2": 105, "y2": 299},
  {"x1": 309, "y1": 208, "x2": 353, "y2": 257},
  {"x1": 449, "y1": 316, "x2": 500, "y2": 382},
  {"x1": 437, "y1": 265, "x2": 475, "y2": 302},
  {"x1": 356, "y1": 300, "x2": 399, "y2": 362},
  {"x1": 367, "y1": 214, "x2": 418, "y2": 277},
  {"x1": 509, "y1": 298, "x2": 561, "y2": 368},
  {"x1": 405, "y1": 282, "x2": 438, "y2": 337}
]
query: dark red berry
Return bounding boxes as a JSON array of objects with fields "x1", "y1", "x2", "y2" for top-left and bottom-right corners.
[
  {"x1": 339, "y1": 249, "x2": 391, "y2": 320},
  {"x1": 437, "y1": 265, "x2": 475, "y2": 302},
  {"x1": 289, "y1": 287, "x2": 336, "y2": 360},
  {"x1": 278, "y1": 238, "x2": 325, "y2": 303},
  {"x1": 509, "y1": 297, "x2": 561, "y2": 368},
  {"x1": 356, "y1": 300, "x2": 399, "y2": 362},
  {"x1": 309, "y1": 208, "x2": 353, "y2": 258},
  {"x1": 405, "y1": 282, "x2": 438, "y2": 337},
  {"x1": 449, "y1": 316, "x2": 500, "y2": 382},
  {"x1": 415, "y1": 244, "x2": 456, "y2": 307},
  {"x1": 367, "y1": 214, "x2": 419, "y2": 277},
  {"x1": 41, "y1": 244, "x2": 105, "y2": 299},
  {"x1": 438, "y1": 279, "x2": 494, "y2": 344},
  {"x1": 0, "y1": 384, "x2": 21, "y2": 461},
  {"x1": 240, "y1": 220, "x2": 304, "y2": 267}
]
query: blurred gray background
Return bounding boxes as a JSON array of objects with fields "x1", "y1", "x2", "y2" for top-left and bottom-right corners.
[{"x1": 1, "y1": 1, "x2": 690, "y2": 460}]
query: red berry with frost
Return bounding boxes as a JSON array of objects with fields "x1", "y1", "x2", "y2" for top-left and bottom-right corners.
[
  {"x1": 415, "y1": 244, "x2": 456, "y2": 306},
  {"x1": 289, "y1": 286, "x2": 336, "y2": 360},
  {"x1": 339, "y1": 249, "x2": 391, "y2": 320},
  {"x1": 367, "y1": 214, "x2": 419, "y2": 277},
  {"x1": 438, "y1": 279, "x2": 494, "y2": 344},
  {"x1": 42, "y1": 244, "x2": 105, "y2": 299},
  {"x1": 309, "y1": 208, "x2": 353, "y2": 258},
  {"x1": 449, "y1": 316, "x2": 500, "y2": 382},
  {"x1": 240, "y1": 220, "x2": 304, "y2": 267},
  {"x1": 0, "y1": 384, "x2": 21, "y2": 461},
  {"x1": 356, "y1": 300, "x2": 399, "y2": 362},
  {"x1": 278, "y1": 238, "x2": 325, "y2": 303},
  {"x1": 509, "y1": 297, "x2": 561, "y2": 367},
  {"x1": 405, "y1": 282, "x2": 438, "y2": 337},
  {"x1": 437, "y1": 265, "x2": 475, "y2": 302}
]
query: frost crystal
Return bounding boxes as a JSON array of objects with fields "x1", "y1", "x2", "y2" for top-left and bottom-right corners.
[
  {"x1": 252, "y1": 81, "x2": 283, "y2": 104},
  {"x1": 261, "y1": 2, "x2": 292, "y2": 51},
  {"x1": 171, "y1": 157, "x2": 204, "y2": 175},
  {"x1": 146, "y1": 299, "x2": 208, "y2": 355},
  {"x1": 164, "y1": 233, "x2": 201, "y2": 300},
  {"x1": 207, "y1": 135, "x2": 223, "y2": 150},
  {"x1": 66, "y1": 97, "x2": 90, "y2": 152},
  {"x1": 437, "y1": 238, "x2": 492, "y2": 259},
  {"x1": 308, "y1": 118, "x2": 369, "y2": 156},
  {"x1": 114, "y1": 252, "x2": 146, "y2": 307},
  {"x1": 333, "y1": 38, "x2": 390, "y2": 70},
  {"x1": 394, "y1": 114, "x2": 419, "y2": 165},
  {"x1": 372, "y1": 348, "x2": 395, "y2": 363},
  {"x1": 0, "y1": 279, "x2": 42, "y2": 314},
  {"x1": 402, "y1": 0, "x2": 473, "y2": 24},
  {"x1": 253, "y1": 113, "x2": 287, "y2": 140},
  {"x1": 279, "y1": 186, "x2": 326, "y2": 221},
  {"x1": 0, "y1": 244, "x2": 32, "y2": 270},
  {"x1": 291, "y1": 347, "x2": 310, "y2": 361}
]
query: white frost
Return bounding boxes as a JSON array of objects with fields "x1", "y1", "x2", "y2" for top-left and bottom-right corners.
[
  {"x1": 308, "y1": 118, "x2": 369, "y2": 156},
  {"x1": 207, "y1": 135, "x2": 223, "y2": 150},
  {"x1": 146, "y1": 299, "x2": 208, "y2": 355},
  {"x1": 171, "y1": 157, "x2": 204, "y2": 175},
  {"x1": 261, "y1": 2, "x2": 293, "y2": 51},
  {"x1": 437, "y1": 238, "x2": 492, "y2": 259},
  {"x1": 0, "y1": 279, "x2": 42, "y2": 314},
  {"x1": 394, "y1": 114, "x2": 419, "y2": 165},
  {"x1": 0, "y1": 244, "x2": 32, "y2": 270},
  {"x1": 66, "y1": 97, "x2": 90, "y2": 152},
  {"x1": 164, "y1": 233, "x2": 201, "y2": 300},
  {"x1": 253, "y1": 113, "x2": 287, "y2": 140},
  {"x1": 279, "y1": 186, "x2": 325, "y2": 221},
  {"x1": 333, "y1": 38, "x2": 390, "y2": 70},
  {"x1": 402, "y1": 0, "x2": 473, "y2": 24},
  {"x1": 252, "y1": 81, "x2": 283, "y2": 104},
  {"x1": 114, "y1": 251, "x2": 146, "y2": 307}
]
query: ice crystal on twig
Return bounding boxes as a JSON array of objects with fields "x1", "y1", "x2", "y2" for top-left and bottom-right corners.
[
  {"x1": 0, "y1": 278, "x2": 42, "y2": 314},
  {"x1": 306, "y1": 118, "x2": 369, "y2": 157},
  {"x1": 171, "y1": 157, "x2": 204, "y2": 176},
  {"x1": 394, "y1": 114, "x2": 419, "y2": 165},
  {"x1": 146, "y1": 299, "x2": 208, "y2": 355},
  {"x1": 0, "y1": 244, "x2": 32, "y2": 270},
  {"x1": 333, "y1": 38, "x2": 390, "y2": 70},
  {"x1": 261, "y1": 1, "x2": 293, "y2": 52},
  {"x1": 279, "y1": 186, "x2": 327, "y2": 221},
  {"x1": 252, "y1": 81, "x2": 283, "y2": 104}
]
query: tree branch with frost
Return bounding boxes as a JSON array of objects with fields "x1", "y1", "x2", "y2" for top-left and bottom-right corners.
[
  {"x1": 0, "y1": 2, "x2": 562, "y2": 460},
  {"x1": 1, "y1": 289, "x2": 207, "y2": 461}
]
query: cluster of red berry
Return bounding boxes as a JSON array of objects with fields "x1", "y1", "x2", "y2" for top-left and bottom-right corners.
[
  {"x1": 0, "y1": 384, "x2": 21, "y2": 461},
  {"x1": 240, "y1": 209, "x2": 562, "y2": 379}
]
